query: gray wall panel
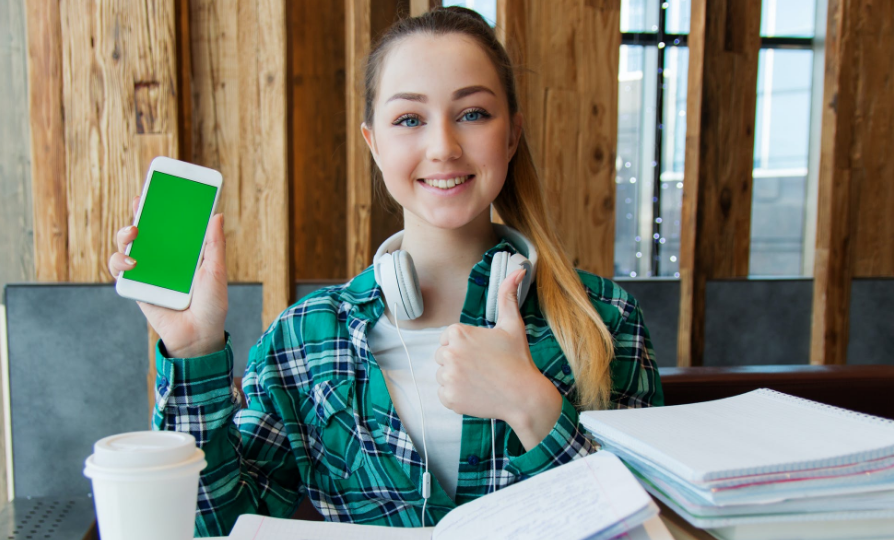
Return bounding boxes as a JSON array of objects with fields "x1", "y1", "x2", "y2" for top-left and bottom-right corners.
[
  {"x1": 5, "y1": 284, "x2": 148, "y2": 498},
  {"x1": 615, "y1": 279, "x2": 680, "y2": 368},
  {"x1": 704, "y1": 279, "x2": 813, "y2": 366},
  {"x1": 226, "y1": 284, "x2": 263, "y2": 377},
  {"x1": 848, "y1": 279, "x2": 894, "y2": 365}
]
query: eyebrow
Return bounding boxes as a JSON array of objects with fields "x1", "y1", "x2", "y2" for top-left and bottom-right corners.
[{"x1": 385, "y1": 85, "x2": 497, "y2": 104}]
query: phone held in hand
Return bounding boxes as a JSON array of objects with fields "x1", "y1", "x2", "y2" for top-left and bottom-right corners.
[{"x1": 115, "y1": 156, "x2": 223, "y2": 310}]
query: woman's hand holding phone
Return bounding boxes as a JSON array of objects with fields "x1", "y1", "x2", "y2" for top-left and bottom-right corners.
[{"x1": 109, "y1": 196, "x2": 228, "y2": 358}]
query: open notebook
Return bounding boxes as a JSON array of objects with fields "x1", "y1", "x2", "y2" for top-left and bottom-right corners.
[{"x1": 227, "y1": 451, "x2": 670, "y2": 540}]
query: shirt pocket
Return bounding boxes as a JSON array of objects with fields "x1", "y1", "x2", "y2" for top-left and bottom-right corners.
[{"x1": 303, "y1": 379, "x2": 364, "y2": 479}]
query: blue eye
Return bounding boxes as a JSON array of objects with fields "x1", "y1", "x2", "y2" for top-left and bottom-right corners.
[
  {"x1": 395, "y1": 115, "x2": 421, "y2": 127},
  {"x1": 463, "y1": 111, "x2": 481, "y2": 121}
]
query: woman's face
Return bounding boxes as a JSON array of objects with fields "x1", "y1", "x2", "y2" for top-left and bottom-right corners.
[{"x1": 362, "y1": 33, "x2": 521, "y2": 231}]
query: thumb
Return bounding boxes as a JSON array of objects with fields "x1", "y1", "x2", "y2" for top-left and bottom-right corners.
[
  {"x1": 495, "y1": 268, "x2": 526, "y2": 331},
  {"x1": 201, "y1": 214, "x2": 227, "y2": 274}
]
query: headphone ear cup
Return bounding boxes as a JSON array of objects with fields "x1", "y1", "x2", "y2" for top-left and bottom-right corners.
[
  {"x1": 393, "y1": 250, "x2": 424, "y2": 320},
  {"x1": 486, "y1": 252, "x2": 509, "y2": 323}
]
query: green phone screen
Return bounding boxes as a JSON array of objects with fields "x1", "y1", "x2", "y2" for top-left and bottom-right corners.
[{"x1": 123, "y1": 171, "x2": 218, "y2": 293}]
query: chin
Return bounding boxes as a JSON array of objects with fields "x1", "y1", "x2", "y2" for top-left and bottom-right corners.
[{"x1": 415, "y1": 210, "x2": 483, "y2": 231}]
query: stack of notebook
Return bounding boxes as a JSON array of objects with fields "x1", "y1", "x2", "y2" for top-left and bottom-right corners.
[{"x1": 580, "y1": 389, "x2": 894, "y2": 540}]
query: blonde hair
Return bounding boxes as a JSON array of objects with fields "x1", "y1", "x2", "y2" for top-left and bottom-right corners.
[{"x1": 364, "y1": 7, "x2": 614, "y2": 410}]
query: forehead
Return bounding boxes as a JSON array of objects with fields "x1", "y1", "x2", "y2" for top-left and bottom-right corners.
[{"x1": 377, "y1": 33, "x2": 504, "y2": 103}]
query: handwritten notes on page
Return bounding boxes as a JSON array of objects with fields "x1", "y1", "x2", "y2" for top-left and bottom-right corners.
[
  {"x1": 228, "y1": 451, "x2": 659, "y2": 540},
  {"x1": 432, "y1": 451, "x2": 656, "y2": 540}
]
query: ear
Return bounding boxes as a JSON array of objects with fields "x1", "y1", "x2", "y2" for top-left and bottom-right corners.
[
  {"x1": 508, "y1": 112, "x2": 523, "y2": 161},
  {"x1": 361, "y1": 122, "x2": 382, "y2": 168}
]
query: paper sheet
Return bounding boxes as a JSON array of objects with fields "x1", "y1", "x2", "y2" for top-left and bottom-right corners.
[
  {"x1": 228, "y1": 516, "x2": 433, "y2": 540},
  {"x1": 432, "y1": 451, "x2": 655, "y2": 540}
]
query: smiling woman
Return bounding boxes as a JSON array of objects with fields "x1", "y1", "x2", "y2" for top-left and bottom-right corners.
[{"x1": 144, "y1": 6, "x2": 663, "y2": 536}]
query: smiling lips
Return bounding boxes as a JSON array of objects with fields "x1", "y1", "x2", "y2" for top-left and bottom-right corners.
[{"x1": 420, "y1": 175, "x2": 472, "y2": 189}]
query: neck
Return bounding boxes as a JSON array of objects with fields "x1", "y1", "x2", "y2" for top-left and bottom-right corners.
[
  {"x1": 399, "y1": 209, "x2": 500, "y2": 281},
  {"x1": 383, "y1": 208, "x2": 500, "y2": 328}
]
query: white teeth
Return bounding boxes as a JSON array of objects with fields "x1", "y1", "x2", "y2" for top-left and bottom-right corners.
[{"x1": 424, "y1": 175, "x2": 469, "y2": 189}]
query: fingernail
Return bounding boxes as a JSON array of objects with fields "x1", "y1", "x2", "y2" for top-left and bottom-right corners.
[
  {"x1": 126, "y1": 225, "x2": 135, "y2": 233},
  {"x1": 125, "y1": 257, "x2": 136, "y2": 265}
]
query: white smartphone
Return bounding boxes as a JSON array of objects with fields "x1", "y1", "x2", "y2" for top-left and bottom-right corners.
[{"x1": 116, "y1": 156, "x2": 223, "y2": 310}]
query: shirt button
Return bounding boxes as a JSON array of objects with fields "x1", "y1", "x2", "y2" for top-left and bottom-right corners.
[
  {"x1": 467, "y1": 454, "x2": 480, "y2": 466},
  {"x1": 473, "y1": 276, "x2": 486, "y2": 286},
  {"x1": 562, "y1": 364, "x2": 572, "y2": 375},
  {"x1": 159, "y1": 376, "x2": 168, "y2": 387}
]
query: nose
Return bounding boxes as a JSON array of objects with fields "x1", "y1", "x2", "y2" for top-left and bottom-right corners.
[{"x1": 425, "y1": 119, "x2": 462, "y2": 162}]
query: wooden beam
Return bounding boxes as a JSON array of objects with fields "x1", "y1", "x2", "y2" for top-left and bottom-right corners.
[
  {"x1": 290, "y1": 0, "x2": 348, "y2": 280},
  {"x1": 25, "y1": 0, "x2": 68, "y2": 282},
  {"x1": 677, "y1": 0, "x2": 761, "y2": 367},
  {"x1": 185, "y1": 1, "x2": 289, "y2": 326},
  {"x1": 59, "y1": 0, "x2": 179, "y2": 283},
  {"x1": 849, "y1": 0, "x2": 894, "y2": 279},
  {"x1": 253, "y1": 0, "x2": 289, "y2": 328},
  {"x1": 410, "y1": 0, "x2": 439, "y2": 17},
  {"x1": 811, "y1": 0, "x2": 893, "y2": 365},
  {"x1": 346, "y1": 0, "x2": 373, "y2": 278},
  {"x1": 500, "y1": 0, "x2": 619, "y2": 276}
]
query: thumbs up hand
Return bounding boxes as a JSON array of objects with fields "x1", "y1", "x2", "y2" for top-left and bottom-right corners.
[{"x1": 435, "y1": 269, "x2": 563, "y2": 451}]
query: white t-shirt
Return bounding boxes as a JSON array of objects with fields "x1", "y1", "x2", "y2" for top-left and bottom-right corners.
[{"x1": 367, "y1": 314, "x2": 464, "y2": 501}]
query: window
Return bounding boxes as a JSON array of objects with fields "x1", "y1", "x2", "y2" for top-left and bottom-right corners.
[
  {"x1": 442, "y1": 0, "x2": 497, "y2": 26},
  {"x1": 616, "y1": 0, "x2": 690, "y2": 278},
  {"x1": 616, "y1": 0, "x2": 822, "y2": 278}
]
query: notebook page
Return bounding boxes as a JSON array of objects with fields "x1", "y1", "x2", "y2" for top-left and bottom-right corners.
[
  {"x1": 228, "y1": 514, "x2": 433, "y2": 540},
  {"x1": 580, "y1": 389, "x2": 894, "y2": 483},
  {"x1": 432, "y1": 451, "x2": 656, "y2": 540}
]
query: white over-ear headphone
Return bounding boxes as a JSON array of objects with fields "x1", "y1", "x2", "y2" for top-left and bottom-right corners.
[{"x1": 373, "y1": 224, "x2": 538, "y2": 323}]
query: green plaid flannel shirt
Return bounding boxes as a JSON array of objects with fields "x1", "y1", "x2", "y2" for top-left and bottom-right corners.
[{"x1": 153, "y1": 238, "x2": 664, "y2": 536}]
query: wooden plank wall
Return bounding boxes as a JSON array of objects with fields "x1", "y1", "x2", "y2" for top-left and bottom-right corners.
[
  {"x1": 290, "y1": 1, "x2": 348, "y2": 280},
  {"x1": 501, "y1": 0, "x2": 620, "y2": 278},
  {"x1": 24, "y1": 0, "x2": 68, "y2": 283},
  {"x1": 811, "y1": 0, "x2": 894, "y2": 365},
  {"x1": 185, "y1": 0, "x2": 289, "y2": 327},
  {"x1": 345, "y1": 0, "x2": 409, "y2": 278},
  {"x1": 56, "y1": 0, "x2": 180, "y2": 283},
  {"x1": 677, "y1": 0, "x2": 761, "y2": 367}
]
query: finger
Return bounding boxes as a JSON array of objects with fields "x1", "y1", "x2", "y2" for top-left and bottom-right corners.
[
  {"x1": 495, "y1": 268, "x2": 526, "y2": 330},
  {"x1": 108, "y1": 252, "x2": 137, "y2": 278},
  {"x1": 117, "y1": 225, "x2": 138, "y2": 253},
  {"x1": 434, "y1": 346, "x2": 446, "y2": 366}
]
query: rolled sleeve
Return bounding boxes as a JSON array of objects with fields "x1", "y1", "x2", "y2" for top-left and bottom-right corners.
[{"x1": 504, "y1": 396, "x2": 599, "y2": 478}]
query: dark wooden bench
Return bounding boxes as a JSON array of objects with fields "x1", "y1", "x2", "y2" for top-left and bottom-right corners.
[{"x1": 658, "y1": 365, "x2": 894, "y2": 419}]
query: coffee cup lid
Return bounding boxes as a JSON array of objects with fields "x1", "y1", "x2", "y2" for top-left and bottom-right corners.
[{"x1": 91, "y1": 431, "x2": 200, "y2": 469}]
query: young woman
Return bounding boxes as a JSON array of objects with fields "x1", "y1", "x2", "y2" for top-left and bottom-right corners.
[{"x1": 108, "y1": 6, "x2": 662, "y2": 536}]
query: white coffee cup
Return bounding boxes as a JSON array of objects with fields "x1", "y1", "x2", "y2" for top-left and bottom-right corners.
[{"x1": 84, "y1": 431, "x2": 207, "y2": 540}]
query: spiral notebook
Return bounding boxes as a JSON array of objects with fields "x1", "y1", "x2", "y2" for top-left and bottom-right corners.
[{"x1": 579, "y1": 389, "x2": 894, "y2": 501}]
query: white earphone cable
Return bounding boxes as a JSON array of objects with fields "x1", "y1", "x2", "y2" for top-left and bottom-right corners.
[{"x1": 390, "y1": 303, "x2": 431, "y2": 527}]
